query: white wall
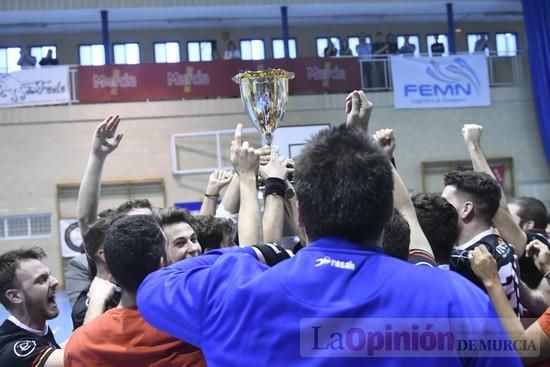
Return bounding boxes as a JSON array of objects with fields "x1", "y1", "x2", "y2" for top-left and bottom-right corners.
[{"x1": 1, "y1": 81, "x2": 549, "y2": 284}]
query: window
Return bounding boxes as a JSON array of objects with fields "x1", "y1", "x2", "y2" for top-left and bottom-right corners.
[
  {"x1": 426, "y1": 34, "x2": 449, "y2": 56},
  {"x1": 396, "y1": 35, "x2": 420, "y2": 56},
  {"x1": 466, "y1": 33, "x2": 490, "y2": 54},
  {"x1": 31, "y1": 46, "x2": 57, "y2": 61},
  {"x1": 240, "y1": 39, "x2": 265, "y2": 60},
  {"x1": 0, "y1": 46, "x2": 21, "y2": 73},
  {"x1": 496, "y1": 33, "x2": 518, "y2": 56},
  {"x1": 187, "y1": 41, "x2": 213, "y2": 62},
  {"x1": 154, "y1": 42, "x2": 181, "y2": 63},
  {"x1": 113, "y1": 43, "x2": 140, "y2": 65},
  {"x1": 316, "y1": 37, "x2": 341, "y2": 58},
  {"x1": 272, "y1": 38, "x2": 297, "y2": 59},
  {"x1": 347, "y1": 36, "x2": 371, "y2": 57},
  {"x1": 79, "y1": 44, "x2": 106, "y2": 66},
  {"x1": 0, "y1": 214, "x2": 51, "y2": 239}
]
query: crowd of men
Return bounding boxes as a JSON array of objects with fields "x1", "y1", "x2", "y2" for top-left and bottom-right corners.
[{"x1": 0, "y1": 91, "x2": 549, "y2": 366}]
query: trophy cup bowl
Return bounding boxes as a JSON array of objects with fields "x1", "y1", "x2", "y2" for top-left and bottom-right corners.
[{"x1": 232, "y1": 69, "x2": 294, "y2": 147}]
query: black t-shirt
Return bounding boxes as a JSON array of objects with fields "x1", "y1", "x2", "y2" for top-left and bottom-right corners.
[
  {"x1": 71, "y1": 286, "x2": 121, "y2": 330},
  {"x1": 0, "y1": 319, "x2": 59, "y2": 367},
  {"x1": 450, "y1": 233, "x2": 521, "y2": 316},
  {"x1": 431, "y1": 42, "x2": 445, "y2": 55},
  {"x1": 520, "y1": 231, "x2": 550, "y2": 288}
]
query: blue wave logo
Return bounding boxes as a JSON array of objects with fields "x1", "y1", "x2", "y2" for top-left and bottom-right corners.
[{"x1": 404, "y1": 57, "x2": 481, "y2": 97}]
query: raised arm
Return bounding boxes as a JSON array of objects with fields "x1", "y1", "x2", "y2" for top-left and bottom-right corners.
[
  {"x1": 375, "y1": 129, "x2": 435, "y2": 259},
  {"x1": 77, "y1": 115, "x2": 123, "y2": 234},
  {"x1": 345, "y1": 90, "x2": 373, "y2": 133},
  {"x1": 469, "y1": 245, "x2": 550, "y2": 363},
  {"x1": 462, "y1": 124, "x2": 527, "y2": 256},
  {"x1": 199, "y1": 170, "x2": 233, "y2": 216},
  {"x1": 231, "y1": 124, "x2": 262, "y2": 246},
  {"x1": 261, "y1": 155, "x2": 289, "y2": 244}
]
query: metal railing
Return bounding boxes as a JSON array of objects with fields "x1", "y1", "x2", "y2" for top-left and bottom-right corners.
[{"x1": 357, "y1": 52, "x2": 527, "y2": 91}]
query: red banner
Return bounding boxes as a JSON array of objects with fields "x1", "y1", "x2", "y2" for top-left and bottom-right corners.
[{"x1": 77, "y1": 58, "x2": 361, "y2": 103}]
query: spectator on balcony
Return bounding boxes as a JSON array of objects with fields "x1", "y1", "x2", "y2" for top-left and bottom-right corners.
[
  {"x1": 431, "y1": 35, "x2": 445, "y2": 56},
  {"x1": 323, "y1": 40, "x2": 338, "y2": 57},
  {"x1": 223, "y1": 41, "x2": 240, "y2": 60},
  {"x1": 372, "y1": 32, "x2": 388, "y2": 57},
  {"x1": 399, "y1": 35, "x2": 417, "y2": 55},
  {"x1": 386, "y1": 33, "x2": 399, "y2": 54},
  {"x1": 17, "y1": 46, "x2": 36, "y2": 68},
  {"x1": 356, "y1": 34, "x2": 372, "y2": 59},
  {"x1": 339, "y1": 40, "x2": 353, "y2": 57},
  {"x1": 39, "y1": 49, "x2": 59, "y2": 66},
  {"x1": 474, "y1": 34, "x2": 491, "y2": 53}
]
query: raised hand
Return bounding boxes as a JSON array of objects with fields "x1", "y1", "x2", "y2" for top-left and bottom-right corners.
[
  {"x1": 462, "y1": 123, "x2": 483, "y2": 147},
  {"x1": 92, "y1": 115, "x2": 123, "y2": 159},
  {"x1": 259, "y1": 155, "x2": 288, "y2": 180},
  {"x1": 345, "y1": 90, "x2": 373, "y2": 132},
  {"x1": 373, "y1": 128, "x2": 396, "y2": 159},
  {"x1": 468, "y1": 245, "x2": 499, "y2": 286},
  {"x1": 206, "y1": 170, "x2": 233, "y2": 196},
  {"x1": 230, "y1": 123, "x2": 259, "y2": 176},
  {"x1": 526, "y1": 239, "x2": 550, "y2": 274}
]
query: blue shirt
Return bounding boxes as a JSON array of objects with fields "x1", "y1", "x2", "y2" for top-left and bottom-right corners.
[{"x1": 137, "y1": 237, "x2": 521, "y2": 366}]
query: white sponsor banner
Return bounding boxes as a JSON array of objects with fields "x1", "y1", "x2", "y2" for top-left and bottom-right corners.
[
  {"x1": 0, "y1": 66, "x2": 70, "y2": 108},
  {"x1": 391, "y1": 55, "x2": 491, "y2": 109}
]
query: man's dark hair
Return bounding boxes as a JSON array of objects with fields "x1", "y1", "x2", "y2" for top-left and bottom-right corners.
[
  {"x1": 116, "y1": 199, "x2": 153, "y2": 214},
  {"x1": 443, "y1": 170, "x2": 501, "y2": 225},
  {"x1": 104, "y1": 215, "x2": 165, "y2": 293},
  {"x1": 413, "y1": 193, "x2": 458, "y2": 264},
  {"x1": 510, "y1": 197, "x2": 548, "y2": 230},
  {"x1": 295, "y1": 125, "x2": 393, "y2": 244},
  {"x1": 0, "y1": 247, "x2": 46, "y2": 309},
  {"x1": 154, "y1": 207, "x2": 196, "y2": 229},
  {"x1": 194, "y1": 215, "x2": 233, "y2": 251},
  {"x1": 83, "y1": 214, "x2": 122, "y2": 262},
  {"x1": 382, "y1": 210, "x2": 410, "y2": 260}
]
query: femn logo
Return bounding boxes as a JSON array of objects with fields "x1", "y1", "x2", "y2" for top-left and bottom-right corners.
[{"x1": 404, "y1": 57, "x2": 481, "y2": 97}]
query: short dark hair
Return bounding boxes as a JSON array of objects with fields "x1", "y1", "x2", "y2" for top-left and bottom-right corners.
[
  {"x1": 510, "y1": 197, "x2": 548, "y2": 230},
  {"x1": 83, "y1": 214, "x2": 122, "y2": 262},
  {"x1": 443, "y1": 171, "x2": 501, "y2": 225},
  {"x1": 382, "y1": 210, "x2": 410, "y2": 260},
  {"x1": 116, "y1": 199, "x2": 153, "y2": 214},
  {"x1": 194, "y1": 215, "x2": 233, "y2": 251},
  {"x1": 103, "y1": 215, "x2": 165, "y2": 293},
  {"x1": 413, "y1": 193, "x2": 458, "y2": 264},
  {"x1": 294, "y1": 125, "x2": 394, "y2": 244},
  {"x1": 154, "y1": 207, "x2": 196, "y2": 229},
  {"x1": 0, "y1": 247, "x2": 46, "y2": 309}
]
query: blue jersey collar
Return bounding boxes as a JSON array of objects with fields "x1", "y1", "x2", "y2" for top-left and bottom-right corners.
[{"x1": 304, "y1": 236, "x2": 383, "y2": 253}]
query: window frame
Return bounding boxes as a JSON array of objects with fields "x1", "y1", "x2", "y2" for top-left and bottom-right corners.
[
  {"x1": 315, "y1": 36, "x2": 341, "y2": 58},
  {"x1": 186, "y1": 40, "x2": 216, "y2": 62},
  {"x1": 346, "y1": 35, "x2": 372, "y2": 57},
  {"x1": 271, "y1": 37, "x2": 298, "y2": 59},
  {"x1": 495, "y1": 32, "x2": 519, "y2": 56},
  {"x1": 112, "y1": 42, "x2": 141, "y2": 65},
  {"x1": 239, "y1": 38, "x2": 266, "y2": 61},
  {"x1": 0, "y1": 45, "x2": 22, "y2": 73},
  {"x1": 465, "y1": 33, "x2": 490, "y2": 54},
  {"x1": 78, "y1": 43, "x2": 106, "y2": 66},
  {"x1": 426, "y1": 33, "x2": 450, "y2": 57},
  {"x1": 29, "y1": 45, "x2": 57, "y2": 61},
  {"x1": 153, "y1": 41, "x2": 181, "y2": 63},
  {"x1": 396, "y1": 34, "x2": 421, "y2": 56},
  {"x1": 0, "y1": 214, "x2": 52, "y2": 240}
]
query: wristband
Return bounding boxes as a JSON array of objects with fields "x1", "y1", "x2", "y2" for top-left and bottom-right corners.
[
  {"x1": 253, "y1": 243, "x2": 291, "y2": 266},
  {"x1": 265, "y1": 177, "x2": 286, "y2": 197},
  {"x1": 204, "y1": 193, "x2": 219, "y2": 199}
]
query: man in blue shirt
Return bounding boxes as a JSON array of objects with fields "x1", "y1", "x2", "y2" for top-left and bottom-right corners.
[{"x1": 138, "y1": 91, "x2": 521, "y2": 366}]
